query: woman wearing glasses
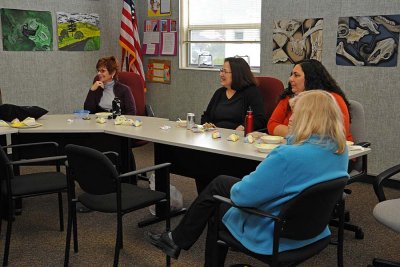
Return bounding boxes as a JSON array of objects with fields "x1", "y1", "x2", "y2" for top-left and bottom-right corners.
[
  {"x1": 84, "y1": 56, "x2": 136, "y2": 115},
  {"x1": 201, "y1": 57, "x2": 266, "y2": 131}
]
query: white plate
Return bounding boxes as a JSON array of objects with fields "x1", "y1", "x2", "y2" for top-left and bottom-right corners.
[
  {"x1": 255, "y1": 143, "x2": 279, "y2": 153},
  {"x1": 260, "y1": 135, "x2": 284, "y2": 144},
  {"x1": 95, "y1": 112, "x2": 112, "y2": 118}
]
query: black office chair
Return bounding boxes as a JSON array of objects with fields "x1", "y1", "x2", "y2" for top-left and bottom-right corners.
[
  {"x1": 212, "y1": 177, "x2": 348, "y2": 267},
  {"x1": 63, "y1": 144, "x2": 171, "y2": 267},
  {"x1": 370, "y1": 164, "x2": 400, "y2": 267},
  {"x1": 0, "y1": 142, "x2": 67, "y2": 266}
]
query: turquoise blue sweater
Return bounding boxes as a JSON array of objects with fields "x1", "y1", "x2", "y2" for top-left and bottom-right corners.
[{"x1": 222, "y1": 135, "x2": 349, "y2": 255}]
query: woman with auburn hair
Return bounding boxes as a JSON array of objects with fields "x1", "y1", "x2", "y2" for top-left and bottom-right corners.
[
  {"x1": 268, "y1": 59, "x2": 352, "y2": 141},
  {"x1": 84, "y1": 56, "x2": 136, "y2": 115},
  {"x1": 147, "y1": 90, "x2": 349, "y2": 266}
]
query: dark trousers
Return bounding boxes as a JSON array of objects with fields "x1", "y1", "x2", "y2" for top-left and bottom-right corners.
[{"x1": 172, "y1": 175, "x2": 240, "y2": 267}]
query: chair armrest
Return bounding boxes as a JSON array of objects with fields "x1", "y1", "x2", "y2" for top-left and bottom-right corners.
[
  {"x1": 213, "y1": 195, "x2": 280, "y2": 221},
  {"x1": 2, "y1": 141, "x2": 59, "y2": 150},
  {"x1": 7, "y1": 155, "x2": 67, "y2": 166},
  {"x1": 145, "y1": 104, "x2": 155, "y2": 117},
  {"x1": 118, "y1": 162, "x2": 171, "y2": 180},
  {"x1": 374, "y1": 164, "x2": 400, "y2": 202}
]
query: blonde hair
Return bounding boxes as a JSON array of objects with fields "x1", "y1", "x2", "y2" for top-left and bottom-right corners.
[{"x1": 290, "y1": 90, "x2": 346, "y2": 153}]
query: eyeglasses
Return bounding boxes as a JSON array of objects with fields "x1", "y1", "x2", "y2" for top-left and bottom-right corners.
[
  {"x1": 219, "y1": 68, "x2": 232, "y2": 74},
  {"x1": 97, "y1": 68, "x2": 108, "y2": 74}
]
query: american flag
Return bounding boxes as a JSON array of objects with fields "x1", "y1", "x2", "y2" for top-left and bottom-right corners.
[{"x1": 119, "y1": 0, "x2": 145, "y2": 88}]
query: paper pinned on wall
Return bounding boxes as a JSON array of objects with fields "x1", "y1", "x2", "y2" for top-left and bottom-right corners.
[
  {"x1": 160, "y1": 0, "x2": 171, "y2": 14},
  {"x1": 160, "y1": 32, "x2": 177, "y2": 55}
]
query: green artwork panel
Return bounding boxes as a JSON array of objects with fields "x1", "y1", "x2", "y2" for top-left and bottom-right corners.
[
  {"x1": 57, "y1": 12, "x2": 100, "y2": 51},
  {"x1": 1, "y1": 8, "x2": 53, "y2": 51}
]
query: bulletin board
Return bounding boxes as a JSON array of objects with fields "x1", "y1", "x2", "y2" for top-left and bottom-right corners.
[
  {"x1": 143, "y1": 18, "x2": 177, "y2": 56},
  {"x1": 147, "y1": 59, "x2": 171, "y2": 84}
]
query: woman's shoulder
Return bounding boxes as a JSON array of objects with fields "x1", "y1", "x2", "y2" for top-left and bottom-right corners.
[{"x1": 115, "y1": 81, "x2": 131, "y2": 91}]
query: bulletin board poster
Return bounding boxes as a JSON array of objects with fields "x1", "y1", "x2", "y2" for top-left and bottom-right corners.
[
  {"x1": 57, "y1": 12, "x2": 100, "y2": 51},
  {"x1": 273, "y1": 18, "x2": 323, "y2": 64},
  {"x1": 336, "y1": 15, "x2": 400, "y2": 67},
  {"x1": 1, "y1": 8, "x2": 53, "y2": 51},
  {"x1": 148, "y1": 0, "x2": 171, "y2": 17},
  {"x1": 147, "y1": 59, "x2": 171, "y2": 84}
]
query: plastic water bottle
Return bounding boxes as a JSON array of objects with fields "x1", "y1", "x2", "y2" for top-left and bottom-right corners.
[{"x1": 244, "y1": 106, "x2": 254, "y2": 136}]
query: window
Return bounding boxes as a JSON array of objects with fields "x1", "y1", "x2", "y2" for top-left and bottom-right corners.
[{"x1": 180, "y1": 0, "x2": 261, "y2": 70}]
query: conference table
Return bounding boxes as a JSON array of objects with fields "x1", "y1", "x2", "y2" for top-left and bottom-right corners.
[{"x1": 3, "y1": 114, "x2": 371, "y2": 225}]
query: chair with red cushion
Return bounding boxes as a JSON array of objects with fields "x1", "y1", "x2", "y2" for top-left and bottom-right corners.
[
  {"x1": 255, "y1": 76, "x2": 284, "y2": 127},
  {"x1": 117, "y1": 72, "x2": 154, "y2": 148}
]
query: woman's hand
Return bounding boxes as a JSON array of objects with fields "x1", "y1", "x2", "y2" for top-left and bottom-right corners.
[{"x1": 91, "y1": 81, "x2": 104, "y2": 91}]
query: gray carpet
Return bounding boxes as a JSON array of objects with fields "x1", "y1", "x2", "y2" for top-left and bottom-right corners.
[{"x1": 1, "y1": 143, "x2": 399, "y2": 266}]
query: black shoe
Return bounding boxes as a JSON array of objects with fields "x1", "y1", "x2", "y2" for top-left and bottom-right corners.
[{"x1": 146, "y1": 231, "x2": 181, "y2": 259}]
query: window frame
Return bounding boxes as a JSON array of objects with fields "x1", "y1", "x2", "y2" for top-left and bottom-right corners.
[{"x1": 179, "y1": 0, "x2": 261, "y2": 71}]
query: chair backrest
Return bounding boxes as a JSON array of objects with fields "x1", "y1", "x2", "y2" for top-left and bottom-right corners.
[
  {"x1": 348, "y1": 100, "x2": 366, "y2": 173},
  {"x1": 279, "y1": 177, "x2": 348, "y2": 240},
  {"x1": 0, "y1": 146, "x2": 13, "y2": 194},
  {"x1": 93, "y1": 72, "x2": 146, "y2": 116},
  {"x1": 349, "y1": 100, "x2": 366, "y2": 144},
  {"x1": 65, "y1": 144, "x2": 119, "y2": 195},
  {"x1": 118, "y1": 72, "x2": 146, "y2": 116},
  {"x1": 255, "y1": 76, "x2": 284, "y2": 123}
]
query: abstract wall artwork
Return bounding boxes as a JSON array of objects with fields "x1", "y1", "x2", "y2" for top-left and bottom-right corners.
[
  {"x1": 336, "y1": 15, "x2": 400, "y2": 67},
  {"x1": 57, "y1": 12, "x2": 100, "y2": 51},
  {"x1": 1, "y1": 8, "x2": 53, "y2": 51},
  {"x1": 273, "y1": 18, "x2": 324, "y2": 64}
]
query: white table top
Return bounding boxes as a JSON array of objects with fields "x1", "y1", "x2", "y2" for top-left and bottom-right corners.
[
  {"x1": 13, "y1": 114, "x2": 370, "y2": 162},
  {"x1": 0, "y1": 128, "x2": 18, "y2": 135}
]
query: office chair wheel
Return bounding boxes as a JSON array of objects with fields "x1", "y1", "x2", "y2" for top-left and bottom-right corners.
[{"x1": 355, "y1": 229, "x2": 364, "y2": 239}]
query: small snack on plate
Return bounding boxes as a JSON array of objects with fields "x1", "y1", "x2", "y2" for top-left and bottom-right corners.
[
  {"x1": 191, "y1": 125, "x2": 204, "y2": 133},
  {"x1": 0, "y1": 120, "x2": 10, "y2": 127},
  {"x1": 133, "y1": 119, "x2": 142, "y2": 127},
  {"x1": 227, "y1": 133, "x2": 240, "y2": 142},
  {"x1": 114, "y1": 115, "x2": 126, "y2": 125},
  {"x1": 176, "y1": 119, "x2": 187, "y2": 127},
  {"x1": 96, "y1": 117, "x2": 107, "y2": 124},
  {"x1": 22, "y1": 117, "x2": 36, "y2": 126},
  {"x1": 260, "y1": 135, "x2": 284, "y2": 144},
  {"x1": 244, "y1": 134, "x2": 255, "y2": 144},
  {"x1": 211, "y1": 130, "x2": 221, "y2": 139},
  {"x1": 95, "y1": 112, "x2": 112, "y2": 119},
  {"x1": 203, "y1": 122, "x2": 216, "y2": 130},
  {"x1": 10, "y1": 118, "x2": 24, "y2": 127}
]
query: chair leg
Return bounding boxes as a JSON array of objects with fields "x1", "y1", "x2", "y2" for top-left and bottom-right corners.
[
  {"x1": 165, "y1": 205, "x2": 171, "y2": 267},
  {"x1": 72, "y1": 203, "x2": 78, "y2": 253},
  {"x1": 58, "y1": 192, "x2": 64, "y2": 231},
  {"x1": 64, "y1": 202, "x2": 73, "y2": 267},
  {"x1": 3, "y1": 205, "x2": 14, "y2": 267},
  {"x1": 113, "y1": 214, "x2": 122, "y2": 267},
  {"x1": 337, "y1": 199, "x2": 345, "y2": 267}
]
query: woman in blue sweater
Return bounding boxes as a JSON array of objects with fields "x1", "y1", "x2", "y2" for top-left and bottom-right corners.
[{"x1": 147, "y1": 90, "x2": 349, "y2": 265}]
